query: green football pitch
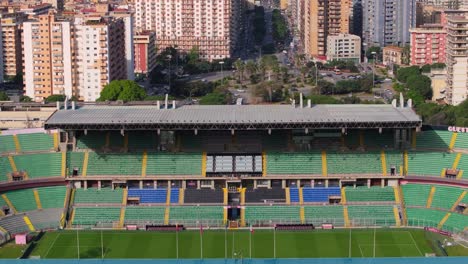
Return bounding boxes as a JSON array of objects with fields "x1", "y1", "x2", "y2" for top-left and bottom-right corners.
[{"x1": 27, "y1": 229, "x2": 447, "y2": 259}]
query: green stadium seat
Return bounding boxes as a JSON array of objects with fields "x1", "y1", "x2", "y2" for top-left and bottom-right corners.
[
  {"x1": 364, "y1": 130, "x2": 394, "y2": 149},
  {"x1": 443, "y1": 213, "x2": 468, "y2": 233},
  {"x1": 86, "y1": 152, "x2": 143, "y2": 176},
  {"x1": 73, "y1": 207, "x2": 120, "y2": 225},
  {"x1": 17, "y1": 133, "x2": 54, "y2": 152},
  {"x1": 0, "y1": 156, "x2": 12, "y2": 182},
  {"x1": 407, "y1": 152, "x2": 455, "y2": 176},
  {"x1": 125, "y1": 206, "x2": 166, "y2": 223},
  {"x1": 430, "y1": 186, "x2": 465, "y2": 210},
  {"x1": 245, "y1": 205, "x2": 300, "y2": 223},
  {"x1": 327, "y1": 152, "x2": 382, "y2": 174},
  {"x1": 13, "y1": 153, "x2": 62, "y2": 178},
  {"x1": 262, "y1": 132, "x2": 288, "y2": 151},
  {"x1": 76, "y1": 131, "x2": 105, "y2": 150},
  {"x1": 348, "y1": 205, "x2": 396, "y2": 226},
  {"x1": 406, "y1": 208, "x2": 446, "y2": 229},
  {"x1": 169, "y1": 206, "x2": 223, "y2": 225},
  {"x1": 37, "y1": 186, "x2": 67, "y2": 209},
  {"x1": 402, "y1": 184, "x2": 431, "y2": 207},
  {"x1": 458, "y1": 154, "x2": 468, "y2": 179},
  {"x1": 67, "y1": 152, "x2": 84, "y2": 176},
  {"x1": 0, "y1": 135, "x2": 17, "y2": 153},
  {"x1": 146, "y1": 153, "x2": 202, "y2": 175},
  {"x1": 385, "y1": 151, "x2": 404, "y2": 175},
  {"x1": 416, "y1": 130, "x2": 452, "y2": 150},
  {"x1": 74, "y1": 188, "x2": 123, "y2": 204},
  {"x1": 345, "y1": 187, "x2": 395, "y2": 202},
  {"x1": 266, "y1": 152, "x2": 322, "y2": 174},
  {"x1": 454, "y1": 133, "x2": 468, "y2": 150},
  {"x1": 4, "y1": 189, "x2": 37, "y2": 212},
  {"x1": 303, "y1": 205, "x2": 344, "y2": 226},
  {"x1": 128, "y1": 132, "x2": 158, "y2": 150}
]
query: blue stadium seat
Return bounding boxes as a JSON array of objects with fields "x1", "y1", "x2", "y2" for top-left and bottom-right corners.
[
  {"x1": 127, "y1": 188, "x2": 167, "y2": 204},
  {"x1": 290, "y1": 188, "x2": 299, "y2": 203},
  {"x1": 170, "y1": 188, "x2": 179, "y2": 204},
  {"x1": 303, "y1": 187, "x2": 341, "y2": 202}
]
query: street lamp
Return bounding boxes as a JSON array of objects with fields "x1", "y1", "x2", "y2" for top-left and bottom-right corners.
[
  {"x1": 371, "y1": 51, "x2": 377, "y2": 89},
  {"x1": 219, "y1": 61, "x2": 225, "y2": 83}
]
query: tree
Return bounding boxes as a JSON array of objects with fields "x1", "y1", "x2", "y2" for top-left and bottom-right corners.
[
  {"x1": 366, "y1": 46, "x2": 381, "y2": 60},
  {"x1": 199, "y1": 91, "x2": 227, "y2": 105},
  {"x1": 396, "y1": 66, "x2": 420, "y2": 83},
  {"x1": 233, "y1": 59, "x2": 245, "y2": 83},
  {"x1": 0, "y1": 91, "x2": 10, "y2": 101},
  {"x1": 245, "y1": 60, "x2": 257, "y2": 77},
  {"x1": 407, "y1": 75, "x2": 432, "y2": 100},
  {"x1": 98, "y1": 80, "x2": 147, "y2": 101},
  {"x1": 45, "y1": 94, "x2": 66, "y2": 103},
  {"x1": 20, "y1": 95, "x2": 32, "y2": 102},
  {"x1": 401, "y1": 45, "x2": 411, "y2": 65}
]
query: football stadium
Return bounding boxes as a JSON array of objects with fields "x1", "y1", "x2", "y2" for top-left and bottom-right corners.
[{"x1": 0, "y1": 101, "x2": 467, "y2": 262}]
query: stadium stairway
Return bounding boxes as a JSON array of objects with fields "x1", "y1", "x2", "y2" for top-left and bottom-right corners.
[
  {"x1": 426, "y1": 186, "x2": 436, "y2": 208},
  {"x1": 1, "y1": 194, "x2": 17, "y2": 213},
  {"x1": 437, "y1": 213, "x2": 451, "y2": 229},
  {"x1": 299, "y1": 188, "x2": 304, "y2": 205},
  {"x1": 341, "y1": 188, "x2": 346, "y2": 205},
  {"x1": 179, "y1": 188, "x2": 185, "y2": 205},
  {"x1": 23, "y1": 216, "x2": 35, "y2": 231},
  {"x1": 321, "y1": 150, "x2": 327, "y2": 176},
  {"x1": 285, "y1": 188, "x2": 290, "y2": 204},
  {"x1": 393, "y1": 206, "x2": 401, "y2": 227},
  {"x1": 13, "y1": 135, "x2": 20, "y2": 152},
  {"x1": 396, "y1": 186, "x2": 407, "y2": 225},
  {"x1": 141, "y1": 151, "x2": 148, "y2": 177},
  {"x1": 343, "y1": 206, "x2": 350, "y2": 227},
  {"x1": 164, "y1": 207, "x2": 170, "y2": 225},
  {"x1": 33, "y1": 189, "x2": 42, "y2": 210},
  {"x1": 451, "y1": 191, "x2": 467, "y2": 211},
  {"x1": 381, "y1": 150, "x2": 387, "y2": 176},
  {"x1": 449, "y1": 133, "x2": 458, "y2": 150},
  {"x1": 118, "y1": 188, "x2": 128, "y2": 228}
]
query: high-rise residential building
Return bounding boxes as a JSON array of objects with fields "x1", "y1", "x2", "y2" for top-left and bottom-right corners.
[
  {"x1": 302, "y1": 0, "x2": 351, "y2": 58},
  {"x1": 326, "y1": 33, "x2": 361, "y2": 63},
  {"x1": 22, "y1": 11, "x2": 133, "y2": 102},
  {"x1": 416, "y1": 0, "x2": 465, "y2": 9},
  {"x1": 362, "y1": 0, "x2": 417, "y2": 47},
  {"x1": 446, "y1": 13, "x2": 468, "y2": 105},
  {"x1": 134, "y1": 31, "x2": 157, "y2": 75},
  {"x1": 350, "y1": 0, "x2": 363, "y2": 38},
  {"x1": 134, "y1": 0, "x2": 244, "y2": 61},
  {"x1": 73, "y1": 15, "x2": 129, "y2": 102},
  {"x1": 0, "y1": 23, "x2": 3, "y2": 83},
  {"x1": 0, "y1": 11, "x2": 27, "y2": 79},
  {"x1": 409, "y1": 24, "x2": 446, "y2": 66},
  {"x1": 23, "y1": 11, "x2": 74, "y2": 102}
]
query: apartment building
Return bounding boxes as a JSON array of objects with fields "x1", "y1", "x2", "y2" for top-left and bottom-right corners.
[
  {"x1": 302, "y1": 0, "x2": 351, "y2": 58},
  {"x1": 362, "y1": 0, "x2": 416, "y2": 47},
  {"x1": 326, "y1": 33, "x2": 361, "y2": 63},
  {"x1": 382, "y1": 46, "x2": 403, "y2": 66},
  {"x1": 73, "y1": 15, "x2": 128, "y2": 102},
  {"x1": 134, "y1": 31, "x2": 157, "y2": 75},
  {"x1": 23, "y1": 12, "x2": 74, "y2": 102},
  {"x1": 446, "y1": 14, "x2": 468, "y2": 105},
  {"x1": 416, "y1": 0, "x2": 465, "y2": 9},
  {"x1": 0, "y1": 11, "x2": 26, "y2": 79},
  {"x1": 409, "y1": 24, "x2": 446, "y2": 66},
  {"x1": 22, "y1": 11, "x2": 133, "y2": 102},
  {"x1": 134, "y1": 0, "x2": 244, "y2": 61}
]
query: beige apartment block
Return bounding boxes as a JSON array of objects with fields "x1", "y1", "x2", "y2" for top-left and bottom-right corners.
[
  {"x1": 446, "y1": 14, "x2": 468, "y2": 105},
  {"x1": 134, "y1": 0, "x2": 243, "y2": 61}
]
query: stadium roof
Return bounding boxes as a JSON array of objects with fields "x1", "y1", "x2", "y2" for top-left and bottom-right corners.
[{"x1": 44, "y1": 104, "x2": 422, "y2": 130}]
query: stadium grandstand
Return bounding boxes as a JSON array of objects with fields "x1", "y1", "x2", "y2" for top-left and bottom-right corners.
[{"x1": 0, "y1": 101, "x2": 467, "y2": 259}]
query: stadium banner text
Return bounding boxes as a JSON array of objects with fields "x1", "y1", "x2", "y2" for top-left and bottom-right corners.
[{"x1": 448, "y1": 126, "x2": 468, "y2": 133}]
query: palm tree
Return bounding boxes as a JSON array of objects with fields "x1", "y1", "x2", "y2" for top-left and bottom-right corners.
[
  {"x1": 245, "y1": 60, "x2": 258, "y2": 78},
  {"x1": 233, "y1": 59, "x2": 245, "y2": 83}
]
